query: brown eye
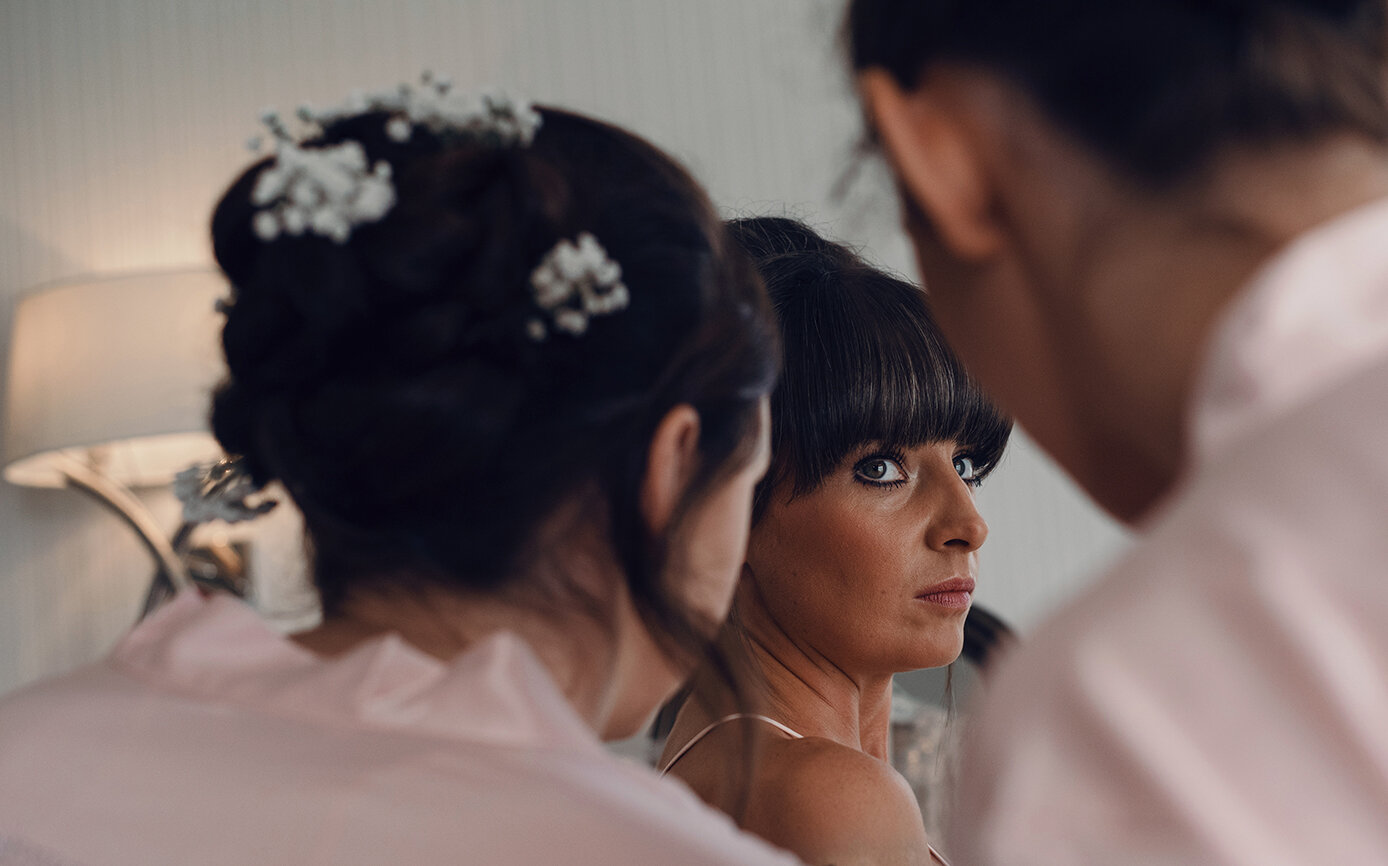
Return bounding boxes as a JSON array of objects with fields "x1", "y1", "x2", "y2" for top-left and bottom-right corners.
[{"x1": 853, "y1": 456, "x2": 907, "y2": 485}]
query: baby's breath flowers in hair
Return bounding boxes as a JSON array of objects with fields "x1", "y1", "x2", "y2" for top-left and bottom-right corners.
[
  {"x1": 249, "y1": 136, "x2": 395, "y2": 243},
  {"x1": 246, "y1": 73, "x2": 540, "y2": 246},
  {"x1": 527, "y1": 232, "x2": 631, "y2": 340},
  {"x1": 305, "y1": 72, "x2": 542, "y2": 147},
  {"x1": 240, "y1": 75, "x2": 632, "y2": 342}
]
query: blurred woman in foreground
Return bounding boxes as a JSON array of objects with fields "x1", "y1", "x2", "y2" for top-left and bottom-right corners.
[{"x1": 0, "y1": 82, "x2": 798, "y2": 866}]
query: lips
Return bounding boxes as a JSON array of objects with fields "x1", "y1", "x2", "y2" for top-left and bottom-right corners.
[{"x1": 915, "y1": 577, "x2": 976, "y2": 610}]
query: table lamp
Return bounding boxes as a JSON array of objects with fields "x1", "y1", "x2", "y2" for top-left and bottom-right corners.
[{"x1": 2, "y1": 270, "x2": 234, "y2": 612}]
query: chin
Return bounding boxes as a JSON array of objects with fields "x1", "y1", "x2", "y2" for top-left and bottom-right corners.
[
  {"x1": 901, "y1": 635, "x2": 966, "y2": 672},
  {"x1": 897, "y1": 655, "x2": 960, "y2": 674}
]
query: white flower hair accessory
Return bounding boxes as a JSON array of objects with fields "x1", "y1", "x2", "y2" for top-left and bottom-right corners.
[
  {"x1": 247, "y1": 73, "x2": 541, "y2": 245},
  {"x1": 305, "y1": 71, "x2": 542, "y2": 147},
  {"x1": 527, "y1": 232, "x2": 631, "y2": 340},
  {"x1": 250, "y1": 134, "x2": 395, "y2": 243}
]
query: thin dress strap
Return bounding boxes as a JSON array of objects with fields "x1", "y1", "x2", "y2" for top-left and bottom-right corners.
[
  {"x1": 659, "y1": 712, "x2": 803, "y2": 777},
  {"x1": 658, "y1": 713, "x2": 953, "y2": 866}
]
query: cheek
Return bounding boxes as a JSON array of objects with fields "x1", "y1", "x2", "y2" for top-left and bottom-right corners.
[
  {"x1": 749, "y1": 495, "x2": 968, "y2": 671},
  {"x1": 751, "y1": 498, "x2": 908, "y2": 619}
]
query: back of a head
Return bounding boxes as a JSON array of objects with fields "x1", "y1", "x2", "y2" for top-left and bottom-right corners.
[
  {"x1": 210, "y1": 94, "x2": 778, "y2": 649},
  {"x1": 725, "y1": 216, "x2": 1010, "y2": 520},
  {"x1": 847, "y1": 0, "x2": 1388, "y2": 186}
]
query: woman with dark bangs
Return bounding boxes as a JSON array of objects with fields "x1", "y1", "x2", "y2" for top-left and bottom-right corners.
[{"x1": 659, "y1": 216, "x2": 1011, "y2": 866}]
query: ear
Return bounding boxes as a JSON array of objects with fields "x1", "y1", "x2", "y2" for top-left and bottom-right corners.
[
  {"x1": 641, "y1": 404, "x2": 701, "y2": 536},
  {"x1": 858, "y1": 69, "x2": 1004, "y2": 261}
]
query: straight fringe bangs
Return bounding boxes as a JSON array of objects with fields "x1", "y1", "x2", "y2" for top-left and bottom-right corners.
[{"x1": 773, "y1": 268, "x2": 1011, "y2": 503}]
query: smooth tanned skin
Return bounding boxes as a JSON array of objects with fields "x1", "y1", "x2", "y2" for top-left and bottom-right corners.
[
  {"x1": 663, "y1": 440, "x2": 987, "y2": 865},
  {"x1": 858, "y1": 68, "x2": 1388, "y2": 522}
]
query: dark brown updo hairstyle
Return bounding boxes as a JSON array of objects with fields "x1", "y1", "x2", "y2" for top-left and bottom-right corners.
[
  {"x1": 847, "y1": 0, "x2": 1388, "y2": 186},
  {"x1": 725, "y1": 217, "x2": 1010, "y2": 521},
  {"x1": 209, "y1": 104, "x2": 779, "y2": 670}
]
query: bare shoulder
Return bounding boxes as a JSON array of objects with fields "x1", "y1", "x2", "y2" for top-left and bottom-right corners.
[{"x1": 744, "y1": 736, "x2": 934, "y2": 866}]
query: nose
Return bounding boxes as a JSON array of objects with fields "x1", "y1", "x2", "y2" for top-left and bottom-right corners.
[{"x1": 924, "y1": 480, "x2": 989, "y2": 552}]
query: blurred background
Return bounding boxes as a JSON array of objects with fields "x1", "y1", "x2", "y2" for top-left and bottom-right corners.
[{"x1": 0, "y1": 0, "x2": 1129, "y2": 698}]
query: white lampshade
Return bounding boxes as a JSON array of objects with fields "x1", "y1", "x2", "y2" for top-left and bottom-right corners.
[{"x1": 3, "y1": 270, "x2": 229, "y2": 489}]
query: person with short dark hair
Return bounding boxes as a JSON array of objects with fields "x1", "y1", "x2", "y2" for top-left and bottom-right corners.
[
  {"x1": 0, "y1": 84, "x2": 799, "y2": 866},
  {"x1": 849, "y1": 1, "x2": 1388, "y2": 862},
  {"x1": 660, "y1": 216, "x2": 1010, "y2": 866}
]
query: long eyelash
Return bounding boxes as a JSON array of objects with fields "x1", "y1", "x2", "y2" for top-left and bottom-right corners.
[
  {"x1": 878, "y1": 445, "x2": 907, "y2": 465},
  {"x1": 957, "y1": 451, "x2": 993, "y2": 490},
  {"x1": 853, "y1": 446, "x2": 909, "y2": 489}
]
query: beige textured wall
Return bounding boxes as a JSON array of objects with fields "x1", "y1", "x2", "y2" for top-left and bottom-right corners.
[{"x1": 0, "y1": 0, "x2": 1127, "y2": 696}]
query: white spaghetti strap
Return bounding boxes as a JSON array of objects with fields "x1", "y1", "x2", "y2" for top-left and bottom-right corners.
[{"x1": 659, "y1": 713, "x2": 803, "y2": 777}]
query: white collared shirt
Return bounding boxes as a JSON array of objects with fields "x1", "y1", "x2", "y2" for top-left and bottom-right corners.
[
  {"x1": 0, "y1": 592, "x2": 801, "y2": 866},
  {"x1": 952, "y1": 198, "x2": 1388, "y2": 865}
]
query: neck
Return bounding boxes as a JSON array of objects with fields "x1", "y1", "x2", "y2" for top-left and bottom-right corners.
[
  {"x1": 1045, "y1": 136, "x2": 1388, "y2": 520},
  {"x1": 290, "y1": 500, "x2": 674, "y2": 741},
  {"x1": 730, "y1": 584, "x2": 895, "y2": 760},
  {"x1": 291, "y1": 581, "x2": 625, "y2": 735}
]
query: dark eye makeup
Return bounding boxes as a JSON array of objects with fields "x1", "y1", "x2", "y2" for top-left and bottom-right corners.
[
  {"x1": 852, "y1": 447, "x2": 910, "y2": 488},
  {"x1": 850, "y1": 445, "x2": 989, "y2": 490}
]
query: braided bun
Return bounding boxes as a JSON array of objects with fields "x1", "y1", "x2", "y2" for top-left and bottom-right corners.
[{"x1": 209, "y1": 102, "x2": 777, "y2": 613}]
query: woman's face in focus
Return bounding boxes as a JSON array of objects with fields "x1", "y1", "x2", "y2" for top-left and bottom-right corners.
[{"x1": 745, "y1": 440, "x2": 989, "y2": 675}]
